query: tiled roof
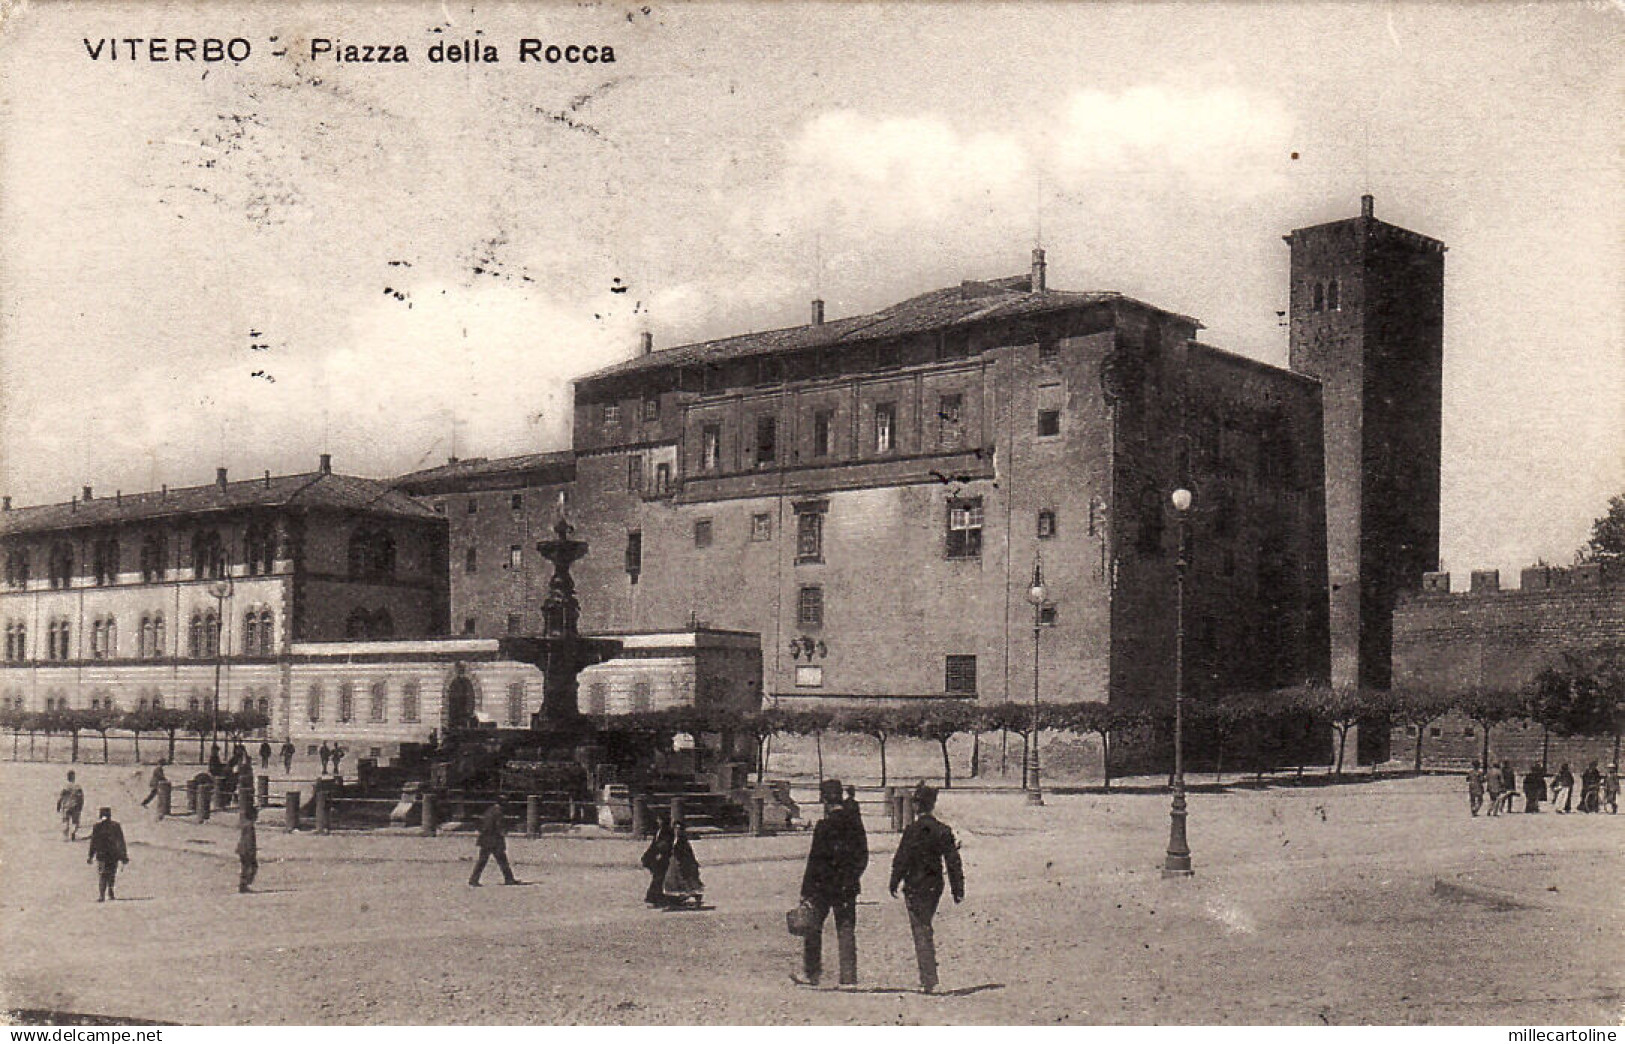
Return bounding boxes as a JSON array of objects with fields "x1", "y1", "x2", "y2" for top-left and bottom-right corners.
[
  {"x1": 392, "y1": 450, "x2": 576, "y2": 492},
  {"x1": 579, "y1": 277, "x2": 1200, "y2": 382},
  {"x1": 0, "y1": 471, "x2": 440, "y2": 537}
]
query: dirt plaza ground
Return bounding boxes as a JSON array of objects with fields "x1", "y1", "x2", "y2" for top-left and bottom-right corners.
[{"x1": 1, "y1": 759, "x2": 1620, "y2": 1026}]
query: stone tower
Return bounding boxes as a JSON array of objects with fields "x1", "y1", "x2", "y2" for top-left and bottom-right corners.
[{"x1": 1285, "y1": 195, "x2": 1445, "y2": 691}]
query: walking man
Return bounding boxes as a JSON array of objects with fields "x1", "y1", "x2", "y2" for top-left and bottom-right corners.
[
  {"x1": 1486, "y1": 761, "x2": 1505, "y2": 817},
  {"x1": 1604, "y1": 764, "x2": 1619, "y2": 814},
  {"x1": 468, "y1": 803, "x2": 519, "y2": 886},
  {"x1": 86, "y1": 807, "x2": 128, "y2": 902},
  {"x1": 1499, "y1": 761, "x2": 1518, "y2": 813},
  {"x1": 140, "y1": 760, "x2": 168, "y2": 808},
  {"x1": 888, "y1": 785, "x2": 964, "y2": 994},
  {"x1": 1466, "y1": 761, "x2": 1485, "y2": 817},
  {"x1": 1579, "y1": 761, "x2": 1601, "y2": 813},
  {"x1": 793, "y1": 778, "x2": 868, "y2": 988},
  {"x1": 237, "y1": 806, "x2": 259, "y2": 893},
  {"x1": 280, "y1": 740, "x2": 295, "y2": 774},
  {"x1": 258, "y1": 740, "x2": 272, "y2": 770},
  {"x1": 57, "y1": 770, "x2": 85, "y2": 841}
]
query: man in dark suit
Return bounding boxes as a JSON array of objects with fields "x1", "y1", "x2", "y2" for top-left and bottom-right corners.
[
  {"x1": 794, "y1": 778, "x2": 868, "y2": 987},
  {"x1": 86, "y1": 807, "x2": 129, "y2": 902},
  {"x1": 889, "y1": 785, "x2": 964, "y2": 993},
  {"x1": 469, "y1": 803, "x2": 519, "y2": 886}
]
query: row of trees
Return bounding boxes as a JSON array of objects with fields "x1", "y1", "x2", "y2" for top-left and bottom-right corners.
[
  {"x1": 609, "y1": 646, "x2": 1623, "y2": 787},
  {"x1": 0, "y1": 705, "x2": 270, "y2": 764}
]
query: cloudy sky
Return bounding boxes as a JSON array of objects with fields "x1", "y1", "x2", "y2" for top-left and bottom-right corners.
[{"x1": 0, "y1": 2, "x2": 1619, "y2": 581}]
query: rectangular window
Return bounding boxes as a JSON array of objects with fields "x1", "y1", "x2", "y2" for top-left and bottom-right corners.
[
  {"x1": 694, "y1": 520, "x2": 713, "y2": 549},
  {"x1": 795, "y1": 505, "x2": 825, "y2": 564},
  {"x1": 945, "y1": 655, "x2": 977, "y2": 695},
  {"x1": 1037, "y1": 409, "x2": 1061, "y2": 437},
  {"x1": 627, "y1": 454, "x2": 644, "y2": 493},
  {"x1": 368, "y1": 681, "x2": 387, "y2": 723},
  {"x1": 643, "y1": 397, "x2": 660, "y2": 422},
  {"x1": 938, "y1": 393, "x2": 962, "y2": 429},
  {"x1": 1038, "y1": 337, "x2": 1059, "y2": 361},
  {"x1": 701, "y1": 425, "x2": 721, "y2": 472},
  {"x1": 875, "y1": 402, "x2": 896, "y2": 453},
  {"x1": 631, "y1": 680, "x2": 653, "y2": 713},
  {"x1": 506, "y1": 613, "x2": 522, "y2": 635},
  {"x1": 465, "y1": 547, "x2": 477, "y2": 574},
  {"x1": 654, "y1": 463, "x2": 671, "y2": 495},
  {"x1": 507, "y1": 682, "x2": 526, "y2": 726},
  {"x1": 508, "y1": 545, "x2": 522, "y2": 570},
  {"x1": 947, "y1": 498, "x2": 984, "y2": 560},
  {"x1": 462, "y1": 617, "x2": 477, "y2": 635},
  {"x1": 337, "y1": 683, "x2": 354, "y2": 724},
  {"x1": 755, "y1": 414, "x2": 777, "y2": 466},
  {"x1": 1039, "y1": 604, "x2": 1058, "y2": 627},
  {"x1": 797, "y1": 586, "x2": 823, "y2": 627},
  {"x1": 813, "y1": 409, "x2": 833, "y2": 458},
  {"x1": 751, "y1": 513, "x2": 772, "y2": 542},
  {"x1": 510, "y1": 493, "x2": 523, "y2": 511},
  {"x1": 467, "y1": 499, "x2": 478, "y2": 515},
  {"x1": 1037, "y1": 509, "x2": 1057, "y2": 539},
  {"x1": 586, "y1": 682, "x2": 607, "y2": 716},
  {"x1": 401, "y1": 680, "x2": 421, "y2": 723},
  {"x1": 603, "y1": 403, "x2": 620, "y2": 426},
  {"x1": 794, "y1": 665, "x2": 824, "y2": 688},
  {"x1": 625, "y1": 530, "x2": 643, "y2": 580}
]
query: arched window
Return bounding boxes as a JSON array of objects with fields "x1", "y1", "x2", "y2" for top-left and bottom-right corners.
[
  {"x1": 189, "y1": 611, "x2": 219, "y2": 658},
  {"x1": 243, "y1": 612, "x2": 259, "y2": 656},
  {"x1": 191, "y1": 530, "x2": 225, "y2": 579},
  {"x1": 1326, "y1": 278, "x2": 1339, "y2": 311},
  {"x1": 506, "y1": 682, "x2": 525, "y2": 726},
  {"x1": 1312, "y1": 282, "x2": 1325, "y2": 312},
  {"x1": 48, "y1": 542, "x2": 74, "y2": 589},
  {"x1": 337, "y1": 682, "x2": 354, "y2": 723},
  {"x1": 307, "y1": 683, "x2": 324, "y2": 723},
  {"x1": 150, "y1": 692, "x2": 163, "y2": 710},
  {"x1": 244, "y1": 522, "x2": 276, "y2": 576},
  {"x1": 258, "y1": 610, "x2": 274, "y2": 654},
  {"x1": 256, "y1": 694, "x2": 270, "y2": 719},
  {"x1": 368, "y1": 680, "x2": 387, "y2": 722},
  {"x1": 401, "y1": 680, "x2": 420, "y2": 723},
  {"x1": 140, "y1": 534, "x2": 167, "y2": 582},
  {"x1": 240, "y1": 694, "x2": 255, "y2": 714},
  {"x1": 152, "y1": 614, "x2": 165, "y2": 658},
  {"x1": 4, "y1": 548, "x2": 28, "y2": 589},
  {"x1": 347, "y1": 527, "x2": 397, "y2": 580},
  {"x1": 93, "y1": 538, "x2": 119, "y2": 586},
  {"x1": 90, "y1": 617, "x2": 116, "y2": 659}
]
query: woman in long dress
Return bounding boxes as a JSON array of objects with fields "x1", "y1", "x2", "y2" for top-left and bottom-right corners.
[
  {"x1": 641, "y1": 816, "x2": 674, "y2": 906},
  {"x1": 661, "y1": 821, "x2": 704, "y2": 906}
]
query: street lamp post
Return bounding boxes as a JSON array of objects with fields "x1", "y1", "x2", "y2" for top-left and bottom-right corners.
[
  {"x1": 207, "y1": 579, "x2": 233, "y2": 757},
  {"x1": 1026, "y1": 555, "x2": 1046, "y2": 807},
  {"x1": 1163, "y1": 488, "x2": 1194, "y2": 877}
]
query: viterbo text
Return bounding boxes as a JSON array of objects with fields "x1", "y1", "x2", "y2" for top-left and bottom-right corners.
[{"x1": 83, "y1": 37, "x2": 252, "y2": 61}]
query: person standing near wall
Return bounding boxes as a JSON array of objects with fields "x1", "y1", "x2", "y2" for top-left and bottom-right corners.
[
  {"x1": 1485, "y1": 762, "x2": 1504, "y2": 818},
  {"x1": 1466, "y1": 761, "x2": 1485, "y2": 817},
  {"x1": 280, "y1": 740, "x2": 295, "y2": 774}
]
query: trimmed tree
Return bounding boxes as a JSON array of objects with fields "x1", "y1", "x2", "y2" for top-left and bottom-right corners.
[
  {"x1": 1290, "y1": 684, "x2": 1378, "y2": 777},
  {"x1": 1384, "y1": 688, "x2": 1457, "y2": 772},
  {"x1": 893, "y1": 701, "x2": 976, "y2": 789},
  {"x1": 1454, "y1": 687, "x2": 1524, "y2": 768},
  {"x1": 837, "y1": 706, "x2": 900, "y2": 787},
  {"x1": 780, "y1": 706, "x2": 835, "y2": 784}
]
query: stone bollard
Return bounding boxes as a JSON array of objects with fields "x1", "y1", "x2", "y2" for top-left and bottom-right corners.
[
  {"x1": 285, "y1": 792, "x2": 302, "y2": 832},
  {"x1": 186, "y1": 779, "x2": 198, "y2": 815},
  {"x1": 670, "y1": 795, "x2": 685, "y2": 828},
  {"x1": 631, "y1": 794, "x2": 649, "y2": 837},
  {"x1": 155, "y1": 779, "x2": 172, "y2": 819},
  {"x1": 749, "y1": 794, "x2": 766, "y2": 837},
  {"x1": 526, "y1": 795, "x2": 541, "y2": 839},
  {"x1": 198, "y1": 781, "x2": 213, "y2": 823},
  {"x1": 421, "y1": 793, "x2": 438, "y2": 837},
  {"x1": 256, "y1": 775, "x2": 270, "y2": 809},
  {"x1": 314, "y1": 792, "x2": 331, "y2": 835}
]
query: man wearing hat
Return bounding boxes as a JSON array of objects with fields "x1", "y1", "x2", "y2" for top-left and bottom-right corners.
[
  {"x1": 795, "y1": 778, "x2": 868, "y2": 987},
  {"x1": 889, "y1": 785, "x2": 964, "y2": 993},
  {"x1": 86, "y1": 807, "x2": 129, "y2": 902}
]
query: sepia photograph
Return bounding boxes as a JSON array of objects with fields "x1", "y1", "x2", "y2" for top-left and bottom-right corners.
[{"x1": 0, "y1": 0, "x2": 1620, "y2": 1029}]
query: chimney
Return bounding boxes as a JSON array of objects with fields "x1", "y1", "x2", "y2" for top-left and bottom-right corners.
[
  {"x1": 2, "y1": 496, "x2": 10, "y2": 511},
  {"x1": 1031, "y1": 248, "x2": 1047, "y2": 292},
  {"x1": 264, "y1": 470, "x2": 271, "y2": 488},
  {"x1": 161, "y1": 484, "x2": 168, "y2": 498},
  {"x1": 116, "y1": 491, "x2": 122, "y2": 505},
  {"x1": 639, "y1": 331, "x2": 653, "y2": 357},
  {"x1": 319, "y1": 454, "x2": 332, "y2": 474},
  {"x1": 216, "y1": 468, "x2": 229, "y2": 490},
  {"x1": 1360, "y1": 194, "x2": 1374, "y2": 219},
  {"x1": 82, "y1": 485, "x2": 93, "y2": 501},
  {"x1": 811, "y1": 298, "x2": 825, "y2": 326}
]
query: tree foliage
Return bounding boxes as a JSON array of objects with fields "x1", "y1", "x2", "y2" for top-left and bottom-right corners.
[{"x1": 1577, "y1": 493, "x2": 1625, "y2": 564}]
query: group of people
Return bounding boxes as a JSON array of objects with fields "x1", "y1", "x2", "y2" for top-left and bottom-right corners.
[
  {"x1": 1467, "y1": 759, "x2": 1620, "y2": 815},
  {"x1": 790, "y1": 778, "x2": 965, "y2": 994},
  {"x1": 316, "y1": 742, "x2": 347, "y2": 777},
  {"x1": 59, "y1": 767, "x2": 259, "y2": 901}
]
